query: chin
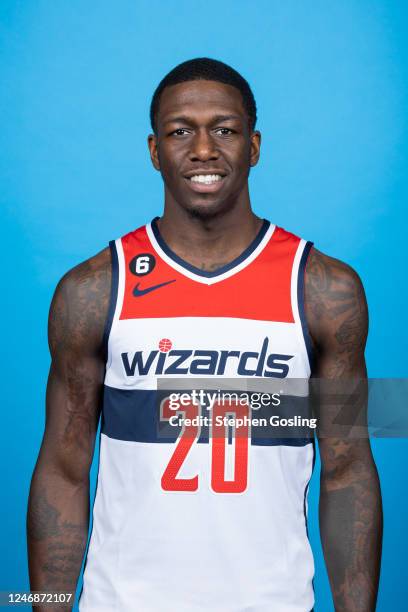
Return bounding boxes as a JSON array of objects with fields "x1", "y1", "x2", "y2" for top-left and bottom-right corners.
[{"x1": 182, "y1": 198, "x2": 232, "y2": 220}]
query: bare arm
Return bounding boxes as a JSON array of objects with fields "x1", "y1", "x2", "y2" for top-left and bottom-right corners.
[
  {"x1": 27, "y1": 248, "x2": 111, "y2": 607},
  {"x1": 305, "y1": 248, "x2": 382, "y2": 611}
]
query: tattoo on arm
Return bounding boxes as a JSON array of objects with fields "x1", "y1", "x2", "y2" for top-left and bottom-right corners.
[
  {"x1": 27, "y1": 248, "x2": 111, "y2": 600},
  {"x1": 319, "y1": 453, "x2": 382, "y2": 612},
  {"x1": 27, "y1": 485, "x2": 88, "y2": 590},
  {"x1": 305, "y1": 247, "x2": 368, "y2": 376},
  {"x1": 305, "y1": 248, "x2": 382, "y2": 611}
]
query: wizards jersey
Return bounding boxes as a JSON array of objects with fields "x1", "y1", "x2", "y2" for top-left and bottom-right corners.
[{"x1": 79, "y1": 218, "x2": 315, "y2": 612}]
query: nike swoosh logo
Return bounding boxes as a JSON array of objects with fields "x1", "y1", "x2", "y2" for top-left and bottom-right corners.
[{"x1": 133, "y1": 279, "x2": 176, "y2": 297}]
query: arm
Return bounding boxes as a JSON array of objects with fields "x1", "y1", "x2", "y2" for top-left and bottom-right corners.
[
  {"x1": 27, "y1": 248, "x2": 111, "y2": 607},
  {"x1": 305, "y1": 247, "x2": 382, "y2": 612}
]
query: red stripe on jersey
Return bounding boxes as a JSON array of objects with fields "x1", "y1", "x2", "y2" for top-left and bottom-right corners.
[{"x1": 119, "y1": 225, "x2": 300, "y2": 322}]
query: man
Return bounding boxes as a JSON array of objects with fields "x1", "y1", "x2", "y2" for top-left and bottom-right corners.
[{"x1": 27, "y1": 58, "x2": 382, "y2": 611}]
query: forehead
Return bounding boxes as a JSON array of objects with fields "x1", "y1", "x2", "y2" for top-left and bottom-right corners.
[{"x1": 158, "y1": 80, "x2": 246, "y2": 123}]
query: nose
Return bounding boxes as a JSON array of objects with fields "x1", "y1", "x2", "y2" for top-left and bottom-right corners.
[{"x1": 189, "y1": 128, "x2": 219, "y2": 162}]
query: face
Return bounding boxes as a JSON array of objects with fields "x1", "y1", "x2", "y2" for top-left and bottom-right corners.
[{"x1": 148, "y1": 80, "x2": 261, "y2": 218}]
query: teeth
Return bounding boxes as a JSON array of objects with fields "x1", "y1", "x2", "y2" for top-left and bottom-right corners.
[{"x1": 190, "y1": 174, "x2": 223, "y2": 184}]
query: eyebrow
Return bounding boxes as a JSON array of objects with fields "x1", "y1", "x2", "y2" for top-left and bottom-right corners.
[{"x1": 163, "y1": 114, "x2": 242, "y2": 126}]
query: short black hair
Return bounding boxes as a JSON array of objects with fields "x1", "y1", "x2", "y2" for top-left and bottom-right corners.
[{"x1": 150, "y1": 57, "x2": 257, "y2": 135}]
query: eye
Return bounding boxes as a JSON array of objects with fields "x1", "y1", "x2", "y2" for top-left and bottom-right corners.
[
  {"x1": 170, "y1": 128, "x2": 190, "y2": 136},
  {"x1": 215, "y1": 128, "x2": 234, "y2": 136}
]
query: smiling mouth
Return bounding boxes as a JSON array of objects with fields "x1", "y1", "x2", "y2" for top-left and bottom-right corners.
[
  {"x1": 187, "y1": 174, "x2": 224, "y2": 185},
  {"x1": 183, "y1": 173, "x2": 227, "y2": 193}
]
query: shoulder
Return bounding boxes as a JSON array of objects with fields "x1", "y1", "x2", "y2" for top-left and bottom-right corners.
[
  {"x1": 305, "y1": 247, "x2": 365, "y2": 300},
  {"x1": 49, "y1": 247, "x2": 112, "y2": 357},
  {"x1": 55, "y1": 247, "x2": 112, "y2": 298},
  {"x1": 304, "y1": 247, "x2": 368, "y2": 354}
]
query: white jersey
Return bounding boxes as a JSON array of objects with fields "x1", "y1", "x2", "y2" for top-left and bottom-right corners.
[{"x1": 79, "y1": 218, "x2": 315, "y2": 612}]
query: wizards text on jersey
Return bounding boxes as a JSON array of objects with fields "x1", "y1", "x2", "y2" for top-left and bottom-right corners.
[{"x1": 121, "y1": 336, "x2": 294, "y2": 378}]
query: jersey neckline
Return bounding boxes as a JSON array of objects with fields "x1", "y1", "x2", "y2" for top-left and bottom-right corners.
[{"x1": 146, "y1": 217, "x2": 274, "y2": 285}]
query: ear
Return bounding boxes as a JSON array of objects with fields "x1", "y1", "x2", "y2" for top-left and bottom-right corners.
[
  {"x1": 249, "y1": 130, "x2": 261, "y2": 167},
  {"x1": 147, "y1": 133, "x2": 161, "y2": 171}
]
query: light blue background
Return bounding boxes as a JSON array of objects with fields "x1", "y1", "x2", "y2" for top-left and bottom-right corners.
[{"x1": 1, "y1": 1, "x2": 407, "y2": 610}]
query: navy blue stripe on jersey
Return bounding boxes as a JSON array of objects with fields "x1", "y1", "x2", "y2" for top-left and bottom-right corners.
[
  {"x1": 298, "y1": 240, "x2": 315, "y2": 371},
  {"x1": 304, "y1": 436, "x2": 316, "y2": 599},
  {"x1": 303, "y1": 436, "x2": 316, "y2": 533},
  {"x1": 102, "y1": 385, "x2": 314, "y2": 446},
  {"x1": 102, "y1": 240, "x2": 119, "y2": 357},
  {"x1": 151, "y1": 217, "x2": 271, "y2": 278}
]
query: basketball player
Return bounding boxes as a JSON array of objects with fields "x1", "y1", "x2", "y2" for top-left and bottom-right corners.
[{"x1": 27, "y1": 58, "x2": 382, "y2": 611}]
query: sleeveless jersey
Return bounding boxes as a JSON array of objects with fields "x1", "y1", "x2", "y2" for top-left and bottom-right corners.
[{"x1": 79, "y1": 218, "x2": 315, "y2": 612}]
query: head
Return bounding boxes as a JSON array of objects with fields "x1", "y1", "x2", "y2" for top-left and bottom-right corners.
[{"x1": 148, "y1": 58, "x2": 261, "y2": 219}]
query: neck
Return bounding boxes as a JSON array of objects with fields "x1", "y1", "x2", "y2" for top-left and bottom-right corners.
[{"x1": 156, "y1": 196, "x2": 263, "y2": 272}]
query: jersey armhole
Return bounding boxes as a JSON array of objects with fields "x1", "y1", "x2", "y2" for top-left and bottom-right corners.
[
  {"x1": 291, "y1": 239, "x2": 315, "y2": 374},
  {"x1": 298, "y1": 240, "x2": 315, "y2": 371},
  {"x1": 102, "y1": 239, "x2": 120, "y2": 362}
]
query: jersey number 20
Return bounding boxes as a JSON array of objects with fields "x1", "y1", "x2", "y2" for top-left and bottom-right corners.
[{"x1": 160, "y1": 400, "x2": 249, "y2": 493}]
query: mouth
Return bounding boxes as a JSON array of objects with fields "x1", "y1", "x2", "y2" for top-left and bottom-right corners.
[{"x1": 183, "y1": 173, "x2": 227, "y2": 193}]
